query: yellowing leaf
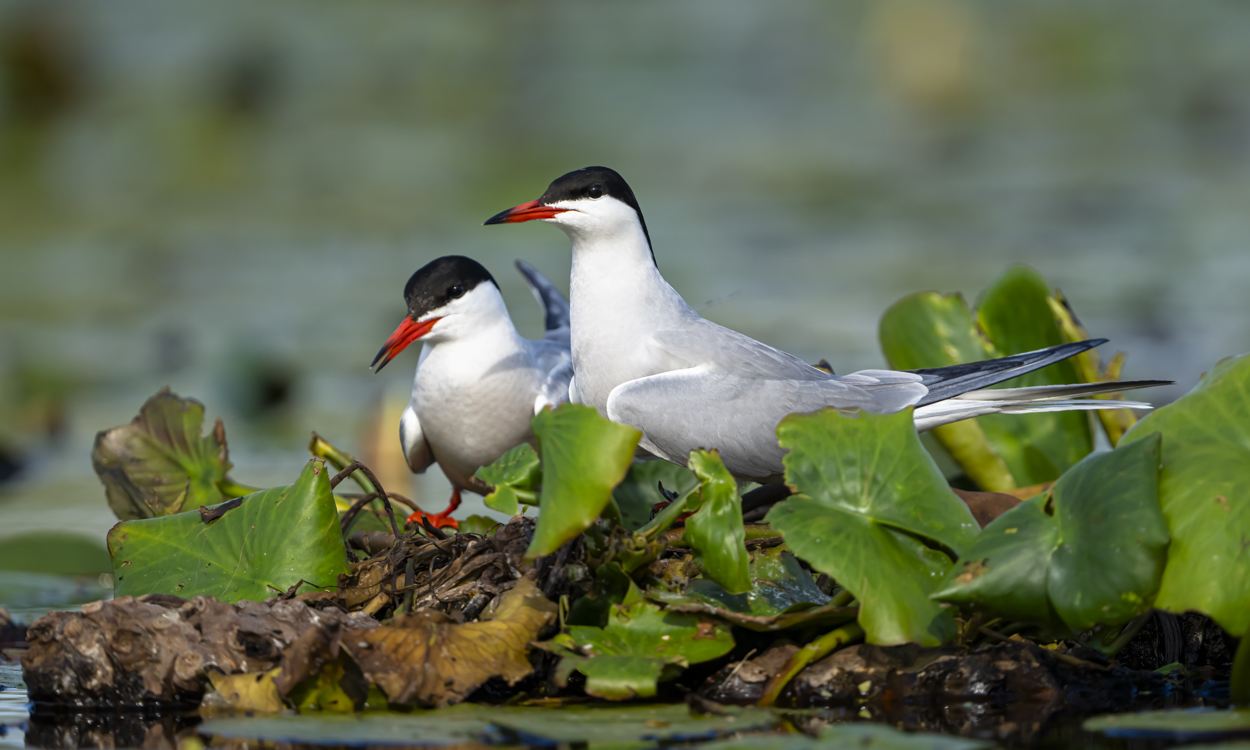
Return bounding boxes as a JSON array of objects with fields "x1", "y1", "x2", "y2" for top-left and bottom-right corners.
[
  {"x1": 341, "y1": 578, "x2": 556, "y2": 707},
  {"x1": 201, "y1": 668, "x2": 283, "y2": 713},
  {"x1": 92, "y1": 388, "x2": 232, "y2": 519}
]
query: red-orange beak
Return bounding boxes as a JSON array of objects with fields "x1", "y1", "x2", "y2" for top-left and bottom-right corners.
[
  {"x1": 371, "y1": 316, "x2": 442, "y2": 372},
  {"x1": 483, "y1": 199, "x2": 570, "y2": 225}
]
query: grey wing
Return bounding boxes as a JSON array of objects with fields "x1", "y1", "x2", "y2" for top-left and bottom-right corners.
[
  {"x1": 610, "y1": 323, "x2": 931, "y2": 480},
  {"x1": 606, "y1": 367, "x2": 792, "y2": 481},
  {"x1": 399, "y1": 401, "x2": 436, "y2": 474},
  {"x1": 651, "y1": 318, "x2": 844, "y2": 382},
  {"x1": 529, "y1": 338, "x2": 573, "y2": 413},
  {"x1": 608, "y1": 368, "x2": 926, "y2": 481},
  {"x1": 515, "y1": 260, "x2": 570, "y2": 342},
  {"x1": 650, "y1": 319, "x2": 928, "y2": 412}
]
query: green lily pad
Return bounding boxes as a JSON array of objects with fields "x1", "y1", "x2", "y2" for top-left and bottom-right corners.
[
  {"x1": 931, "y1": 495, "x2": 1058, "y2": 628},
  {"x1": 567, "y1": 560, "x2": 645, "y2": 627},
  {"x1": 766, "y1": 408, "x2": 979, "y2": 646},
  {"x1": 879, "y1": 267, "x2": 1097, "y2": 490},
  {"x1": 662, "y1": 546, "x2": 830, "y2": 615},
  {"x1": 1120, "y1": 353, "x2": 1250, "y2": 635},
  {"x1": 200, "y1": 702, "x2": 776, "y2": 747},
  {"x1": 1084, "y1": 709, "x2": 1250, "y2": 740},
  {"x1": 491, "y1": 702, "x2": 776, "y2": 743},
  {"x1": 975, "y1": 267, "x2": 1095, "y2": 482},
  {"x1": 683, "y1": 450, "x2": 750, "y2": 594},
  {"x1": 526, "y1": 404, "x2": 641, "y2": 559},
  {"x1": 0, "y1": 532, "x2": 110, "y2": 576},
  {"x1": 91, "y1": 388, "x2": 232, "y2": 519},
  {"x1": 701, "y1": 723, "x2": 995, "y2": 750},
  {"x1": 613, "y1": 460, "x2": 699, "y2": 531},
  {"x1": 879, "y1": 289, "x2": 1015, "y2": 492},
  {"x1": 933, "y1": 435, "x2": 1167, "y2": 633},
  {"x1": 107, "y1": 459, "x2": 350, "y2": 603},
  {"x1": 651, "y1": 548, "x2": 855, "y2": 632},
  {"x1": 749, "y1": 546, "x2": 829, "y2": 605},
  {"x1": 457, "y1": 515, "x2": 503, "y2": 536},
  {"x1": 542, "y1": 601, "x2": 734, "y2": 699},
  {"x1": 200, "y1": 706, "x2": 498, "y2": 747},
  {"x1": 475, "y1": 443, "x2": 540, "y2": 515}
]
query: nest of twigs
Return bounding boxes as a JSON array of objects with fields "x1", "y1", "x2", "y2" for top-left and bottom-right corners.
[{"x1": 324, "y1": 517, "x2": 592, "y2": 622}]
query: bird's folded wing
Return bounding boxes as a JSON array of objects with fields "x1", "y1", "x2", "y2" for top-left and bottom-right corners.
[
  {"x1": 399, "y1": 402, "x2": 436, "y2": 474},
  {"x1": 605, "y1": 364, "x2": 928, "y2": 482},
  {"x1": 534, "y1": 359, "x2": 574, "y2": 414},
  {"x1": 650, "y1": 319, "x2": 831, "y2": 381},
  {"x1": 527, "y1": 338, "x2": 573, "y2": 413}
]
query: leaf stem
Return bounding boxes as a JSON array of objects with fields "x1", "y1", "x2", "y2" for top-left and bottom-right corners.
[
  {"x1": 329, "y1": 461, "x2": 400, "y2": 537},
  {"x1": 1232, "y1": 622, "x2": 1250, "y2": 708},
  {"x1": 217, "y1": 478, "x2": 261, "y2": 498},
  {"x1": 1102, "y1": 610, "x2": 1153, "y2": 656},
  {"x1": 310, "y1": 432, "x2": 377, "y2": 495},
  {"x1": 758, "y1": 621, "x2": 865, "y2": 707},
  {"x1": 827, "y1": 588, "x2": 855, "y2": 608},
  {"x1": 663, "y1": 523, "x2": 775, "y2": 547},
  {"x1": 600, "y1": 496, "x2": 624, "y2": 527},
  {"x1": 637, "y1": 482, "x2": 701, "y2": 538}
]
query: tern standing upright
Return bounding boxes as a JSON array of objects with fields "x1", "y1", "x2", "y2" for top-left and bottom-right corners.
[
  {"x1": 372, "y1": 256, "x2": 572, "y2": 526},
  {"x1": 485, "y1": 166, "x2": 1168, "y2": 483}
]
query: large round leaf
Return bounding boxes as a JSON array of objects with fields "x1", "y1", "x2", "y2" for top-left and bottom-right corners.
[
  {"x1": 879, "y1": 267, "x2": 1101, "y2": 489},
  {"x1": 107, "y1": 459, "x2": 350, "y2": 603},
  {"x1": 766, "y1": 408, "x2": 979, "y2": 645},
  {"x1": 974, "y1": 267, "x2": 1093, "y2": 483},
  {"x1": 933, "y1": 435, "x2": 1167, "y2": 632},
  {"x1": 879, "y1": 290, "x2": 1015, "y2": 492},
  {"x1": 1121, "y1": 352, "x2": 1250, "y2": 635},
  {"x1": 526, "y1": 404, "x2": 641, "y2": 559}
]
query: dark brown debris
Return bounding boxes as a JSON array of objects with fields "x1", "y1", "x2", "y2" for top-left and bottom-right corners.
[
  {"x1": 21, "y1": 593, "x2": 377, "y2": 707},
  {"x1": 198, "y1": 496, "x2": 243, "y2": 523},
  {"x1": 0, "y1": 607, "x2": 26, "y2": 649},
  {"x1": 702, "y1": 645, "x2": 799, "y2": 704},
  {"x1": 20, "y1": 518, "x2": 580, "y2": 711},
  {"x1": 953, "y1": 488, "x2": 1024, "y2": 528}
]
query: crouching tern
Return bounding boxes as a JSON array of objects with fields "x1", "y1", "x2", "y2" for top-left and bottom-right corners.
[
  {"x1": 485, "y1": 166, "x2": 1170, "y2": 483},
  {"x1": 371, "y1": 255, "x2": 572, "y2": 527}
]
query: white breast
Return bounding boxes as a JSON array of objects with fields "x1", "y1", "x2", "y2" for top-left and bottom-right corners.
[
  {"x1": 414, "y1": 334, "x2": 543, "y2": 490},
  {"x1": 568, "y1": 234, "x2": 695, "y2": 415}
]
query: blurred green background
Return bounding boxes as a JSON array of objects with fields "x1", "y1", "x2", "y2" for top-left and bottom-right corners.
[{"x1": 1, "y1": 1, "x2": 1248, "y2": 544}]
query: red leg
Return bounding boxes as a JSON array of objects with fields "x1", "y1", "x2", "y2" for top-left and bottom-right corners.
[{"x1": 405, "y1": 486, "x2": 462, "y2": 530}]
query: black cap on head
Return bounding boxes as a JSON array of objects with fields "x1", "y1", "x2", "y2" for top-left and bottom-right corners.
[
  {"x1": 404, "y1": 256, "x2": 498, "y2": 317},
  {"x1": 540, "y1": 166, "x2": 652, "y2": 252}
]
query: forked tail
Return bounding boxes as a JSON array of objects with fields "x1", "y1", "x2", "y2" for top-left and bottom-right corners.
[{"x1": 515, "y1": 260, "x2": 570, "y2": 336}]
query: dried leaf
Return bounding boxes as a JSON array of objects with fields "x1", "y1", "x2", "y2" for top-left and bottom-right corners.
[
  {"x1": 201, "y1": 668, "x2": 283, "y2": 713},
  {"x1": 340, "y1": 577, "x2": 556, "y2": 707},
  {"x1": 92, "y1": 388, "x2": 232, "y2": 519}
]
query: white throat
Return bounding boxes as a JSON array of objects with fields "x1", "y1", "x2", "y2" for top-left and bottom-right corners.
[{"x1": 556, "y1": 211, "x2": 695, "y2": 414}]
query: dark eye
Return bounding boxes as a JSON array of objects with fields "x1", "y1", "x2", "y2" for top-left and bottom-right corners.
[
  {"x1": 450, "y1": 284, "x2": 466, "y2": 298},
  {"x1": 587, "y1": 185, "x2": 603, "y2": 199}
]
